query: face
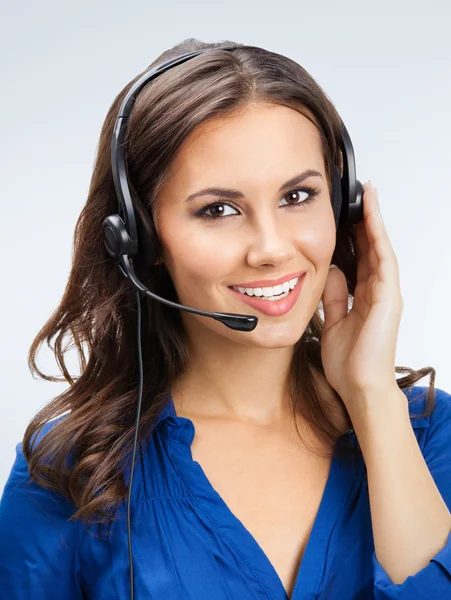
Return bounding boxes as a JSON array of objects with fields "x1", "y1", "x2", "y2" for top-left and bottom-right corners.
[{"x1": 153, "y1": 102, "x2": 337, "y2": 348}]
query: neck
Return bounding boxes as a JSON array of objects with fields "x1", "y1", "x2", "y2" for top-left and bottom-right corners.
[{"x1": 171, "y1": 331, "x2": 294, "y2": 425}]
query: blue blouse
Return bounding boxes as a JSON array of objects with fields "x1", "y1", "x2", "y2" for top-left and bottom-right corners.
[{"x1": 1, "y1": 384, "x2": 451, "y2": 599}]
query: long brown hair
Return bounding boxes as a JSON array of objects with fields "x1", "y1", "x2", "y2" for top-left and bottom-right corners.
[{"x1": 23, "y1": 38, "x2": 436, "y2": 525}]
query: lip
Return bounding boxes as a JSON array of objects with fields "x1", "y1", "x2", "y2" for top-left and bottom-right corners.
[
  {"x1": 229, "y1": 270, "x2": 306, "y2": 289},
  {"x1": 228, "y1": 272, "x2": 306, "y2": 317}
]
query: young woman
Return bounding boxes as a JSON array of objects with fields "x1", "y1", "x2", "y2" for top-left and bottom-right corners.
[{"x1": 1, "y1": 39, "x2": 450, "y2": 600}]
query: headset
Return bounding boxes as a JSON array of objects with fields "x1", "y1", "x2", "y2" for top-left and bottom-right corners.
[{"x1": 101, "y1": 45, "x2": 364, "y2": 600}]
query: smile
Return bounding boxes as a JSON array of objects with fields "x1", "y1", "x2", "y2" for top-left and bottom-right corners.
[
  {"x1": 228, "y1": 273, "x2": 306, "y2": 317},
  {"x1": 231, "y1": 277, "x2": 300, "y2": 301}
]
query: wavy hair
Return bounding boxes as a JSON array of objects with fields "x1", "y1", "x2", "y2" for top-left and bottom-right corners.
[{"x1": 23, "y1": 38, "x2": 436, "y2": 525}]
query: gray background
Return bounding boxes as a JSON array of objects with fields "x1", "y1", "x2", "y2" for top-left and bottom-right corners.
[{"x1": 1, "y1": 0, "x2": 450, "y2": 492}]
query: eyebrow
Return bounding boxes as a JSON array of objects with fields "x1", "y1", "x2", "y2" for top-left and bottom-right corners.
[{"x1": 184, "y1": 169, "x2": 324, "y2": 203}]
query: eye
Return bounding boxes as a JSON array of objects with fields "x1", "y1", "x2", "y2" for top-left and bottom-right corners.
[
  {"x1": 195, "y1": 185, "x2": 320, "y2": 221},
  {"x1": 279, "y1": 186, "x2": 319, "y2": 208}
]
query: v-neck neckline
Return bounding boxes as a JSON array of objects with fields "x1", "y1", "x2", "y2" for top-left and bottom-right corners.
[{"x1": 160, "y1": 395, "x2": 361, "y2": 600}]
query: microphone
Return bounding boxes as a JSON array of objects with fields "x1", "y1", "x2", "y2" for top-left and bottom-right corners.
[{"x1": 114, "y1": 252, "x2": 258, "y2": 332}]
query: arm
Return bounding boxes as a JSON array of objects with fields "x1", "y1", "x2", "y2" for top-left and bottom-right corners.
[{"x1": 352, "y1": 386, "x2": 451, "y2": 597}]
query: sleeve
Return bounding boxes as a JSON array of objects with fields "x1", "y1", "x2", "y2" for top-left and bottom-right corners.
[
  {"x1": 373, "y1": 386, "x2": 451, "y2": 599},
  {"x1": 0, "y1": 425, "x2": 85, "y2": 599}
]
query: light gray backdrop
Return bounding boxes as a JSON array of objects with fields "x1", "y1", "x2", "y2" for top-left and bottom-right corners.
[{"x1": 1, "y1": 0, "x2": 450, "y2": 492}]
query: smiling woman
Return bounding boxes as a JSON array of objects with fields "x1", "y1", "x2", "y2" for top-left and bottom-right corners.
[{"x1": 0, "y1": 38, "x2": 443, "y2": 600}]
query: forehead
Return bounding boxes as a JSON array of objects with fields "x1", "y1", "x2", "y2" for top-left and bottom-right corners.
[{"x1": 166, "y1": 103, "x2": 325, "y2": 186}]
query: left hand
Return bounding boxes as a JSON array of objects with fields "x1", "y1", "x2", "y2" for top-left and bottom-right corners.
[{"x1": 320, "y1": 181, "x2": 404, "y2": 414}]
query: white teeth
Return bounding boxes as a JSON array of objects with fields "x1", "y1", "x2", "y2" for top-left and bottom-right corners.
[
  {"x1": 262, "y1": 284, "x2": 283, "y2": 297},
  {"x1": 233, "y1": 276, "x2": 300, "y2": 297}
]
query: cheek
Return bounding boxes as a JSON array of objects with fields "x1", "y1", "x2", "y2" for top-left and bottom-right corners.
[
  {"x1": 161, "y1": 226, "x2": 236, "y2": 287},
  {"x1": 294, "y1": 209, "x2": 337, "y2": 265},
  {"x1": 302, "y1": 228, "x2": 336, "y2": 263}
]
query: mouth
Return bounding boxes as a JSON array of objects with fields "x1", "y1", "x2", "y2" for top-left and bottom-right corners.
[{"x1": 227, "y1": 273, "x2": 306, "y2": 317}]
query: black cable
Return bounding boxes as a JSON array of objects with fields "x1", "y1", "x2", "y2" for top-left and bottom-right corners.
[{"x1": 127, "y1": 290, "x2": 144, "y2": 600}]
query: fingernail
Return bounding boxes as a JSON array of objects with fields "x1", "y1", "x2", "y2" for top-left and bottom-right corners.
[{"x1": 329, "y1": 264, "x2": 339, "y2": 270}]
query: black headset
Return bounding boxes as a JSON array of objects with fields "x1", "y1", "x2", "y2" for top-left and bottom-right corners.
[{"x1": 101, "y1": 45, "x2": 364, "y2": 600}]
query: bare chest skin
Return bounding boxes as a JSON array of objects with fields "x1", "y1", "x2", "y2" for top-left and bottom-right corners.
[{"x1": 179, "y1": 411, "x2": 334, "y2": 599}]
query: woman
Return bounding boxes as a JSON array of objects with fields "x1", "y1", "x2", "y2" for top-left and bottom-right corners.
[{"x1": 1, "y1": 38, "x2": 450, "y2": 600}]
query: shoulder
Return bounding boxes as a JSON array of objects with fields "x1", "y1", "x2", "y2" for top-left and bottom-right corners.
[
  {"x1": 1, "y1": 412, "x2": 76, "y2": 518},
  {"x1": 0, "y1": 414, "x2": 83, "y2": 596}
]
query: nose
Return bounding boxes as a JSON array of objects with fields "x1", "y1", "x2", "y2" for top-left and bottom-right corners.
[{"x1": 245, "y1": 217, "x2": 297, "y2": 269}]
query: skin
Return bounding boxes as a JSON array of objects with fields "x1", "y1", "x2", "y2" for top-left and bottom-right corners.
[{"x1": 154, "y1": 101, "x2": 346, "y2": 434}]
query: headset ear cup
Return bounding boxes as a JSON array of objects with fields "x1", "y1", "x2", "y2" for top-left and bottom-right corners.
[
  {"x1": 331, "y1": 165, "x2": 343, "y2": 228},
  {"x1": 102, "y1": 215, "x2": 131, "y2": 259}
]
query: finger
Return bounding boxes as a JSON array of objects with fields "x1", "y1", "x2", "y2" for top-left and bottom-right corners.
[
  {"x1": 322, "y1": 265, "x2": 349, "y2": 334},
  {"x1": 367, "y1": 186, "x2": 401, "y2": 290},
  {"x1": 355, "y1": 183, "x2": 396, "y2": 278},
  {"x1": 353, "y1": 182, "x2": 372, "y2": 281}
]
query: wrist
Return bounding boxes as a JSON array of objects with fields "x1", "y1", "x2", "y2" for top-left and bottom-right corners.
[{"x1": 346, "y1": 386, "x2": 409, "y2": 434}]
